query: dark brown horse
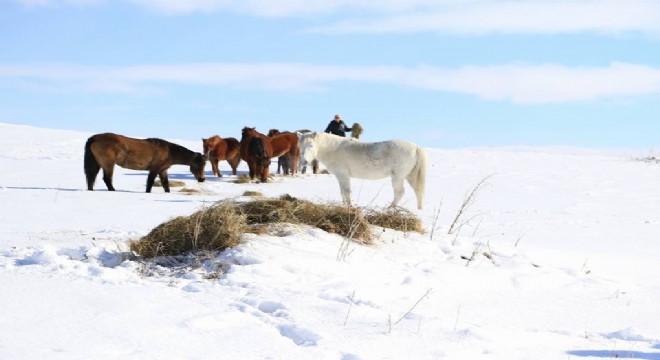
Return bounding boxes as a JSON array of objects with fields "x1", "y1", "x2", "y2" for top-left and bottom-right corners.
[
  {"x1": 202, "y1": 135, "x2": 241, "y2": 177},
  {"x1": 267, "y1": 129, "x2": 300, "y2": 176},
  {"x1": 266, "y1": 129, "x2": 299, "y2": 176},
  {"x1": 84, "y1": 133, "x2": 206, "y2": 193},
  {"x1": 239, "y1": 127, "x2": 273, "y2": 182},
  {"x1": 296, "y1": 129, "x2": 319, "y2": 174}
]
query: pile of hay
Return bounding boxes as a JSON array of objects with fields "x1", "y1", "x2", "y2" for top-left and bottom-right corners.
[
  {"x1": 130, "y1": 202, "x2": 247, "y2": 258},
  {"x1": 351, "y1": 122, "x2": 364, "y2": 139},
  {"x1": 233, "y1": 174, "x2": 251, "y2": 184},
  {"x1": 364, "y1": 207, "x2": 424, "y2": 233},
  {"x1": 130, "y1": 195, "x2": 423, "y2": 258},
  {"x1": 153, "y1": 179, "x2": 186, "y2": 188},
  {"x1": 242, "y1": 191, "x2": 263, "y2": 197}
]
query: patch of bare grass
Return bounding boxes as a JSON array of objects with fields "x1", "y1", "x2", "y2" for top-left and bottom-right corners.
[
  {"x1": 154, "y1": 179, "x2": 186, "y2": 187},
  {"x1": 130, "y1": 194, "x2": 424, "y2": 258},
  {"x1": 179, "y1": 188, "x2": 201, "y2": 194},
  {"x1": 242, "y1": 190, "x2": 264, "y2": 197}
]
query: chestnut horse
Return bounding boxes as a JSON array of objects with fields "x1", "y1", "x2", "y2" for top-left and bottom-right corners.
[
  {"x1": 84, "y1": 133, "x2": 206, "y2": 193},
  {"x1": 202, "y1": 135, "x2": 241, "y2": 177},
  {"x1": 267, "y1": 129, "x2": 300, "y2": 176},
  {"x1": 265, "y1": 129, "x2": 299, "y2": 176},
  {"x1": 239, "y1": 127, "x2": 273, "y2": 182}
]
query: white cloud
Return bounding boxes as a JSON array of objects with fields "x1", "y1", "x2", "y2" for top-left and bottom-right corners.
[
  {"x1": 13, "y1": 0, "x2": 104, "y2": 6},
  {"x1": 122, "y1": 0, "x2": 462, "y2": 16},
  {"x1": 2, "y1": 62, "x2": 659, "y2": 103},
  {"x1": 13, "y1": 0, "x2": 660, "y2": 35},
  {"x1": 307, "y1": 0, "x2": 660, "y2": 35}
]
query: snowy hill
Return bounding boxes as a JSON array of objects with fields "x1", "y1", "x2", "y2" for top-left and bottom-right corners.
[{"x1": 0, "y1": 122, "x2": 658, "y2": 359}]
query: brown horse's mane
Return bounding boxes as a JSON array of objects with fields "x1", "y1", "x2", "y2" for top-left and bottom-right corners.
[
  {"x1": 146, "y1": 138, "x2": 197, "y2": 162},
  {"x1": 146, "y1": 138, "x2": 189, "y2": 153}
]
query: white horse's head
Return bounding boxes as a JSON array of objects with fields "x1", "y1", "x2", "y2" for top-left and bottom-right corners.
[{"x1": 297, "y1": 131, "x2": 318, "y2": 163}]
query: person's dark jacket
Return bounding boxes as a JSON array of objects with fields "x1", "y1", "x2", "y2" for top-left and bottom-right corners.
[{"x1": 324, "y1": 120, "x2": 352, "y2": 137}]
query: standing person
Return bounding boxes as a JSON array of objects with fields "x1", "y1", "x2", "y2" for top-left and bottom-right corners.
[{"x1": 324, "y1": 114, "x2": 352, "y2": 137}]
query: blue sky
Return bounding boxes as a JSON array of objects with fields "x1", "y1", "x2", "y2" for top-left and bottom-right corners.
[{"x1": 1, "y1": 0, "x2": 659, "y2": 148}]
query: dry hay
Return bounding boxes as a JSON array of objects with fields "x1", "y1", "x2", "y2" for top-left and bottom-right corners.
[
  {"x1": 179, "y1": 188, "x2": 202, "y2": 194},
  {"x1": 131, "y1": 194, "x2": 423, "y2": 258},
  {"x1": 237, "y1": 195, "x2": 372, "y2": 242},
  {"x1": 351, "y1": 122, "x2": 363, "y2": 139},
  {"x1": 130, "y1": 202, "x2": 247, "y2": 258},
  {"x1": 242, "y1": 190, "x2": 264, "y2": 197},
  {"x1": 233, "y1": 174, "x2": 251, "y2": 184},
  {"x1": 364, "y1": 207, "x2": 424, "y2": 233},
  {"x1": 154, "y1": 179, "x2": 186, "y2": 187}
]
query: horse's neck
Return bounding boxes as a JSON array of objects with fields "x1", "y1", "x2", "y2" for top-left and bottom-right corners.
[
  {"x1": 170, "y1": 145, "x2": 195, "y2": 165},
  {"x1": 316, "y1": 133, "x2": 347, "y2": 158}
]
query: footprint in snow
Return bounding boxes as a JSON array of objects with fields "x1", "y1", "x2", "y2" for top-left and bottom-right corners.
[
  {"x1": 278, "y1": 324, "x2": 320, "y2": 347},
  {"x1": 257, "y1": 300, "x2": 289, "y2": 318}
]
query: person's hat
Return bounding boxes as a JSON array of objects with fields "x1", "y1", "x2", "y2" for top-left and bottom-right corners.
[{"x1": 334, "y1": 114, "x2": 341, "y2": 120}]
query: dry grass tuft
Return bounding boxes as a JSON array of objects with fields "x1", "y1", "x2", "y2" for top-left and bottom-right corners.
[
  {"x1": 243, "y1": 190, "x2": 264, "y2": 197},
  {"x1": 290, "y1": 199, "x2": 372, "y2": 243},
  {"x1": 130, "y1": 194, "x2": 423, "y2": 258},
  {"x1": 233, "y1": 174, "x2": 251, "y2": 184},
  {"x1": 234, "y1": 194, "x2": 371, "y2": 242},
  {"x1": 364, "y1": 207, "x2": 424, "y2": 233},
  {"x1": 179, "y1": 188, "x2": 201, "y2": 194},
  {"x1": 154, "y1": 179, "x2": 186, "y2": 187},
  {"x1": 351, "y1": 122, "x2": 364, "y2": 139},
  {"x1": 130, "y1": 202, "x2": 247, "y2": 258}
]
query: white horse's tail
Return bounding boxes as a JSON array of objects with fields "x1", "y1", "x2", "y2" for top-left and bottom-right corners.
[{"x1": 407, "y1": 146, "x2": 427, "y2": 210}]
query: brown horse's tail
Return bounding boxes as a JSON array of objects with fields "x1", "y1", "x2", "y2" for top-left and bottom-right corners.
[
  {"x1": 250, "y1": 136, "x2": 271, "y2": 182},
  {"x1": 84, "y1": 135, "x2": 100, "y2": 190}
]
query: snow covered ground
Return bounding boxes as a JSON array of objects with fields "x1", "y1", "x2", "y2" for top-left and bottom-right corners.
[{"x1": 0, "y1": 122, "x2": 658, "y2": 359}]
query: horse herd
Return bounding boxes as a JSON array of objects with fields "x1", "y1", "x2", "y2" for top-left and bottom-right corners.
[{"x1": 84, "y1": 126, "x2": 427, "y2": 209}]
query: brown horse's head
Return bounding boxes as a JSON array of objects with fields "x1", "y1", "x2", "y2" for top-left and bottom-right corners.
[
  {"x1": 241, "y1": 127, "x2": 257, "y2": 140},
  {"x1": 202, "y1": 136, "x2": 220, "y2": 158},
  {"x1": 190, "y1": 152, "x2": 207, "y2": 182},
  {"x1": 202, "y1": 137, "x2": 211, "y2": 158},
  {"x1": 267, "y1": 129, "x2": 281, "y2": 137}
]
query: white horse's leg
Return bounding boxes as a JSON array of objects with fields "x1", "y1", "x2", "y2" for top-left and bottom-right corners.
[
  {"x1": 390, "y1": 176, "x2": 405, "y2": 207},
  {"x1": 334, "y1": 173, "x2": 352, "y2": 206}
]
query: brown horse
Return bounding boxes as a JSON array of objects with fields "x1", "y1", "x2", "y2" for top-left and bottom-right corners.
[
  {"x1": 84, "y1": 133, "x2": 206, "y2": 193},
  {"x1": 202, "y1": 135, "x2": 241, "y2": 177},
  {"x1": 295, "y1": 129, "x2": 319, "y2": 174},
  {"x1": 267, "y1": 129, "x2": 300, "y2": 175},
  {"x1": 239, "y1": 127, "x2": 273, "y2": 182},
  {"x1": 266, "y1": 129, "x2": 299, "y2": 176}
]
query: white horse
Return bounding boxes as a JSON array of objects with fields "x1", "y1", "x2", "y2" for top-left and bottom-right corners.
[{"x1": 297, "y1": 132, "x2": 427, "y2": 209}]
